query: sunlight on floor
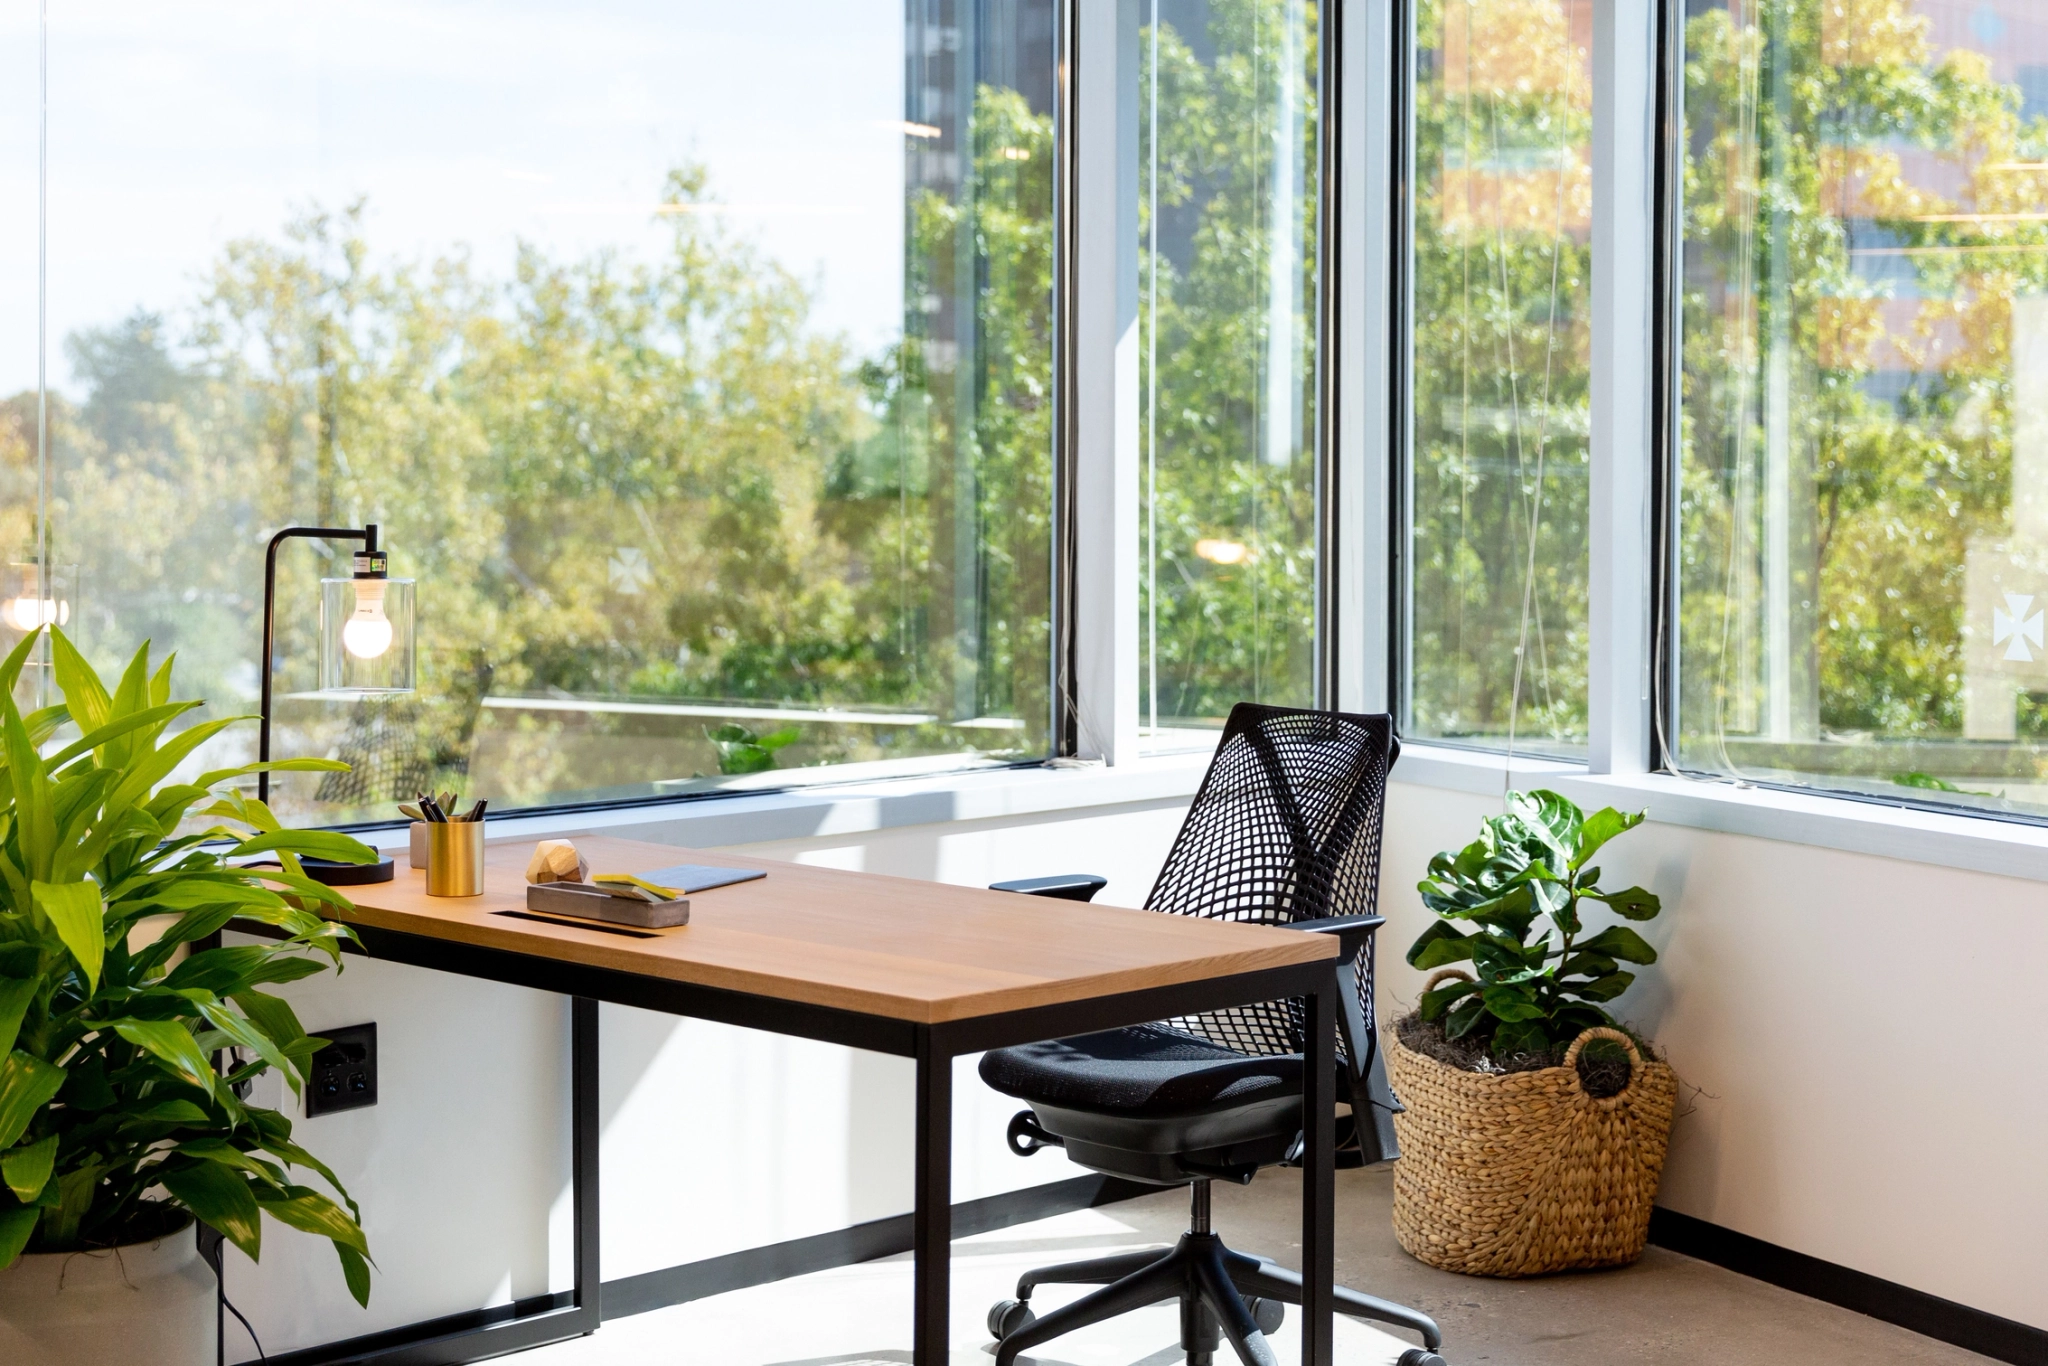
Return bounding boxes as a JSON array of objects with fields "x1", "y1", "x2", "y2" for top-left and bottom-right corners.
[{"x1": 523, "y1": 1207, "x2": 1409, "y2": 1365}]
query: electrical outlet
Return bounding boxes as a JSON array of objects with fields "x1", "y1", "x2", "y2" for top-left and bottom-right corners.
[{"x1": 305, "y1": 1023, "x2": 377, "y2": 1117}]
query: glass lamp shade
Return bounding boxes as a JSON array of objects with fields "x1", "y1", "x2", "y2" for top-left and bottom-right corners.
[
  {"x1": 3, "y1": 561, "x2": 76, "y2": 634},
  {"x1": 318, "y1": 576, "x2": 416, "y2": 695}
]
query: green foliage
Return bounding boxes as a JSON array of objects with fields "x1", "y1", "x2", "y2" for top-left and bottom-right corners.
[
  {"x1": 1408, "y1": 789, "x2": 1661, "y2": 1057},
  {"x1": 1677, "y1": 0, "x2": 2048, "y2": 756},
  {"x1": 4, "y1": 92, "x2": 1056, "y2": 818},
  {"x1": 1139, "y1": 1, "x2": 1320, "y2": 720},
  {"x1": 0, "y1": 628, "x2": 374, "y2": 1304},
  {"x1": 704, "y1": 723, "x2": 800, "y2": 776}
]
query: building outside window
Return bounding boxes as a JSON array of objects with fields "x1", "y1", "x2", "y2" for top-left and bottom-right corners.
[
  {"x1": 1403, "y1": 0, "x2": 1593, "y2": 758},
  {"x1": 1138, "y1": 0, "x2": 1320, "y2": 747},
  {"x1": 1674, "y1": 0, "x2": 2048, "y2": 816},
  {"x1": 0, "y1": 1, "x2": 1056, "y2": 823}
]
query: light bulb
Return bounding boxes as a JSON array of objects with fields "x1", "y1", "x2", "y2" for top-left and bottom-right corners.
[
  {"x1": 341, "y1": 580, "x2": 394, "y2": 659},
  {"x1": 4, "y1": 597, "x2": 63, "y2": 632}
]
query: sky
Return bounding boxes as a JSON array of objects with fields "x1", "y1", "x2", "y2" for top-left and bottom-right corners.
[{"x1": 0, "y1": 0, "x2": 906, "y2": 398}]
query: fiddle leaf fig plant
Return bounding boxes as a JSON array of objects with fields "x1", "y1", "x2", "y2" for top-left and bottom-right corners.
[
  {"x1": 1408, "y1": 789, "x2": 1662, "y2": 1059},
  {"x1": 0, "y1": 627, "x2": 377, "y2": 1304}
]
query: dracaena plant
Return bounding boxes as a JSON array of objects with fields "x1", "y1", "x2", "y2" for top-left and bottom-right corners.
[
  {"x1": 0, "y1": 627, "x2": 378, "y2": 1305},
  {"x1": 1407, "y1": 789, "x2": 1663, "y2": 1059}
]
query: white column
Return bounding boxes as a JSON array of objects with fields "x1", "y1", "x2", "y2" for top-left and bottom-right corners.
[
  {"x1": 1071, "y1": 0, "x2": 1142, "y2": 763},
  {"x1": 1587, "y1": 0, "x2": 1656, "y2": 775}
]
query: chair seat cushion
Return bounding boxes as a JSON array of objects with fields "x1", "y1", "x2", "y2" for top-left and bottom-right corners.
[{"x1": 979, "y1": 1023, "x2": 1302, "y2": 1119}]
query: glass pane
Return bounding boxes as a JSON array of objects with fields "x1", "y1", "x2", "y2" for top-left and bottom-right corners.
[
  {"x1": 1139, "y1": 0, "x2": 1319, "y2": 749},
  {"x1": 1677, "y1": 0, "x2": 2048, "y2": 815},
  {"x1": 25, "y1": 1, "x2": 1055, "y2": 823},
  {"x1": 1405, "y1": 0, "x2": 1592, "y2": 756}
]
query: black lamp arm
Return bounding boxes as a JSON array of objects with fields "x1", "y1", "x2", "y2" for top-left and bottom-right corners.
[{"x1": 258, "y1": 524, "x2": 376, "y2": 805}]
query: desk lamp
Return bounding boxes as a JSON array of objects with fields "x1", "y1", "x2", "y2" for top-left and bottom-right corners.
[{"x1": 260, "y1": 523, "x2": 416, "y2": 884}]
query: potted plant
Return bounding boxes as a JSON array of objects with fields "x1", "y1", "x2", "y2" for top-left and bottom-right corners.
[
  {"x1": 0, "y1": 628, "x2": 375, "y2": 1365},
  {"x1": 1387, "y1": 789, "x2": 1678, "y2": 1278}
]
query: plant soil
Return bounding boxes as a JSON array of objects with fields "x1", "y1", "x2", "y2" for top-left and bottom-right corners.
[{"x1": 1394, "y1": 1013, "x2": 1643, "y2": 1099}]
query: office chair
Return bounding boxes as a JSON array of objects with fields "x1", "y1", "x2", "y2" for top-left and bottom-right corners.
[{"x1": 980, "y1": 703, "x2": 1447, "y2": 1366}]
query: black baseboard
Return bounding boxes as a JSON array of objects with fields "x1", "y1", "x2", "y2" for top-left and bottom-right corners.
[
  {"x1": 600, "y1": 1173, "x2": 1152, "y2": 1320},
  {"x1": 1648, "y1": 1208, "x2": 2048, "y2": 1365}
]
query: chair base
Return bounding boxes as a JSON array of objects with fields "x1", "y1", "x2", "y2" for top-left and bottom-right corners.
[{"x1": 988, "y1": 1183, "x2": 1445, "y2": 1366}]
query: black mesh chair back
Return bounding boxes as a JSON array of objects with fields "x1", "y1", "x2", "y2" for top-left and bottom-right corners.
[{"x1": 1147, "y1": 703, "x2": 1397, "y2": 1067}]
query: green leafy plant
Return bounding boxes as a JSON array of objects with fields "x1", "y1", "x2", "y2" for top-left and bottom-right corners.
[
  {"x1": 0, "y1": 628, "x2": 376, "y2": 1304},
  {"x1": 1408, "y1": 789, "x2": 1662, "y2": 1058},
  {"x1": 705, "y1": 722, "x2": 800, "y2": 776}
]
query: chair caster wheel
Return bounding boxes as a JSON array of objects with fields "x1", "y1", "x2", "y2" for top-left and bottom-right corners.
[
  {"x1": 989, "y1": 1298, "x2": 1036, "y2": 1340},
  {"x1": 1246, "y1": 1296, "x2": 1284, "y2": 1334},
  {"x1": 1397, "y1": 1351, "x2": 1448, "y2": 1366}
]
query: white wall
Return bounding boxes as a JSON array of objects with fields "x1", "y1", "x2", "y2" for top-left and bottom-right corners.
[{"x1": 225, "y1": 773, "x2": 2048, "y2": 1360}]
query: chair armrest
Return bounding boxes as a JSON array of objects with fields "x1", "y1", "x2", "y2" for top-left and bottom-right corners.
[
  {"x1": 989, "y1": 873, "x2": 1109, "y2": 903},
  {"x1": 1283, "y1": 914, "x2": 1384, "y2": 962}
]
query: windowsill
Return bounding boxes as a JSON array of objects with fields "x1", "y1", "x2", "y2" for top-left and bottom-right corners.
[
  {"x1": 1393, "y1": 743, "x2": 2048, "y2": 884},
  {"x1": 359, "y1": 752, "x2": 1215, "y2": 854}
]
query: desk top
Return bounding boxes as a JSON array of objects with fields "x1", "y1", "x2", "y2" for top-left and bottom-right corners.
[{"x1": 331, "y1": 834, "x2": 1335, "y2": 1024}]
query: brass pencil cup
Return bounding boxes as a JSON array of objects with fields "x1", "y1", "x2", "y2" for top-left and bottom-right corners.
[{"x1": 425, "y1": 821, "x2": 485, "y2": 897}]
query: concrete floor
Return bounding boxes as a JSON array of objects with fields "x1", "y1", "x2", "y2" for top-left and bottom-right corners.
[{"x1": 520, "y1": 1167, "x2": 1996, "y2": 1365}]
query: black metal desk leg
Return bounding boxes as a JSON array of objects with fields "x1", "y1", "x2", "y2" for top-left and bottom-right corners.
[
  {"x1": 912, "y1": 1029, "x2": 953, "y2": 1365},
  {"x1": 1301, "y1": 972, "x2": 1336, "y2": 1366},
  {"x1": 572, "y1": 997, "x2": 602, "y2": 1326}
]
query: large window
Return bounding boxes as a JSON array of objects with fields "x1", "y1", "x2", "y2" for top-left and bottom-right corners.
[
  {"x1": 1676, "y1": 0, "x2": 2048, "y2": 815},
  {"x1": 5, "y1": 1, "x2": 1056, "y2": 823},
  {"x1": 1138, "y1": 0, "x2": 1320, "y2": 746},
  {"x1": 1403, "y1": 0, "x2": 1593, "y2": 756}
]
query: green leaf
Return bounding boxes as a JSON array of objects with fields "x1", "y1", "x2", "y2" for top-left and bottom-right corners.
[
  {"x1": 1574, "y1": 806, "x2": 1642, "y2": 869},
  {"x1": 1405, "y1": 920, "x2": 1472, "y2": 968},
  {"x1": 1572, "y1": 970, "x2": 1636, "y2": 1002},
  {"x1": 3, "y1": 1133, "x2": 57, "y2": 1203},
  {"x1": 47, "y1": 628, "x2": 114, "y2": 732},
  {"x1": 0, "y1": 976, "x2": 34, "y2": 1058},
  {"x1": 1575, "y1": 924, "x2": 1659, "y2": 965},
  {"x1": 0, "y1": 1051, "x2": 65, "y2": 1149},
  {"x1": 0, "y1": 1204, "x2": 35, "y2": 1268},
  {"x1": 1556, "y1": 951, "x2": 1620, "y2": 981},
  {"x1": 125, "y1": 1099, "x2": 211, "y2": 1126},
  {"x1": 108, "y1": 1018, "x2": 217, "y2": 1090},
  {"x1": 335, "y1": 1241, "x2": 372, "y2": 1307},
  {"x1": 1418, "y1": 977, "x2": 1479, "y2": 1021},
  {"x1": 229, "y1": 829, "x2": 378, "y2": 866},
  {"x1": 1443, "y1": 997, "x2": 1489, "y2": 1040},
  {"x1": 34, "y1": 880, "x2": 107, "y2": 995},
  {"x1": 161, "y1": 1161, "x2": 262, "y2": 1260},
  {"x1": 0, "y1": 636, "x2": 37, "y2": 712},
  {"x1": 1494, "y1": 1017, "x2": 1552, "y2": 1057},
  {"x1": 256, "y1": 1185, "x2": 369, "y2": 1255},
  {"x1": 1480, "y1": 984, "x2": 1549, "y2": 1022},
  {"x1": 192, "y1": 757, "x2": 350, "y2": 790},
  {"x1": 1587, "y1": 885, "x2": 1662, "y2": 921}
]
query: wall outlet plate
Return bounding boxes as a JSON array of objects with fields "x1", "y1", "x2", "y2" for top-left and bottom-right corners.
[{"x1": 306, "y1": 1022, "x2": 378, "y2": 1117}]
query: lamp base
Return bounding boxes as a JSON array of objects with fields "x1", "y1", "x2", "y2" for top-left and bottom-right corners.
[{"x1": 301, "y1": 855, "x2": 396, "y2": 886}]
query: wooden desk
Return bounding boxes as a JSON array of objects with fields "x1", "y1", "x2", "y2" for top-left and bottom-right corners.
[{"x1": 327, "y1": 834, "x2": 1342, "y2": 1366}]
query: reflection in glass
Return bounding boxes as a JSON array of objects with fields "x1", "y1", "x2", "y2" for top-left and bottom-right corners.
[
  {"x1": 1677, "y1": 0, "x2": 2048, "y2": 815},
  {"x1": 12, "y1": 1, "x2": 1056, "y2": 822},
  {"x1": 1405, "y1": 0, "x2": 1592, "y2": 756},
  {"x1": 1139, "y1": 0, "x2": 1319, "y2": 746}
]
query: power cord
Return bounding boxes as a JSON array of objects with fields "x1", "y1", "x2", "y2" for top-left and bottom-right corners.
[{"x1": 202, "y1": 1228, "x2": 267, "y2": 1362}]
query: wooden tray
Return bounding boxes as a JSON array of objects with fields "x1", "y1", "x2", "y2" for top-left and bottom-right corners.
[{"x1": 525, "y1": 881, "x2": 690, "y2": 929}]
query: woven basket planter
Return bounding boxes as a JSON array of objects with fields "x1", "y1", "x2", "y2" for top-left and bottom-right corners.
[{"x1": 1387, "y1": 970, "x2": 1678, "y2": 1278}]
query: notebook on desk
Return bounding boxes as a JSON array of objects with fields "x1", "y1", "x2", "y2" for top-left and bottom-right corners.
[{"x1": 636, "y1": 864, "x2": 768, "y2": 894}]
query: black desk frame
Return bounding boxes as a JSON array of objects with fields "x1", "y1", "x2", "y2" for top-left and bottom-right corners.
[{"x1": 261, "y1": 924, "x2": 1339, "y2": 1366}]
